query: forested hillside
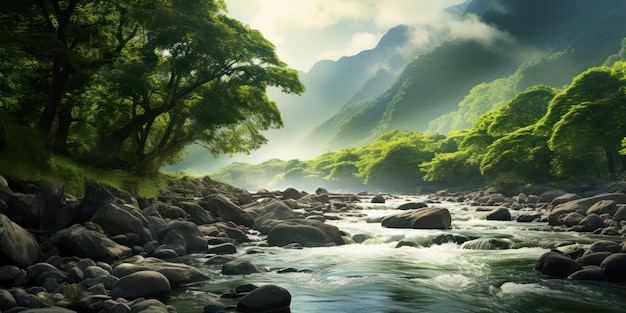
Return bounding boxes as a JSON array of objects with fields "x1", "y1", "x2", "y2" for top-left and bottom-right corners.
[{"x1": 315, "y1": 0, "x2": 626, "y2": 150}]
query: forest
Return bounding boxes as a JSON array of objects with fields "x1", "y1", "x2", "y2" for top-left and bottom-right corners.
[
  {"x1": 3, "y1": 0, "x2": 626, "y2": 195},
  {"x1": 0, "y1": 0, "x2": 303, "y2": 177},
  {"x1": 213, "y1": 57, "x2": 626, "y2": 193}
]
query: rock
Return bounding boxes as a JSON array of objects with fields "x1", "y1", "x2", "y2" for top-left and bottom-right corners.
[
  {"x1": 431, "y1": 233, "x2": 471, "y2": 245},
  {"x1": 576, "y1": 252, "x2": 612, "y2": 266},
  {"x1": 460, "y1": 238, "x2": 513, "y2": 250},
  {"x1": 206, "y1": 243, "x2": 237, "y2": 255},
  {"x1": 536, "y1": 251, "x2": 583, "y2": 278},
  {"x1": 158, "y1": 221, "x2": 208, "y2": 253},
  {"x1": 282, "y1": 188, "x2": 302, "y2": 200},
  {"x1": 315, "y1": 188, "x2": 329, "y2": 195},
  {"x1": 0, "y1": 214, "x2": 41, "y2": 267},
  {"x1": 51, "y1": 224, "x2": 132, "y2": 263},
  {"x1": 20, "y1": 308, "x2": 77, "y2": 313},
  {"x1": 203, "y1": 195, "x2": 254, "y2": 227},
  {"x1": 204, "y1": 255, "x2": 237, "y2": 265},
  {"x1": 567, "y1": 266, "x2": 605, "y2": 281},
  {"x1": 613, "y1": 204, "x2": 626, "y2": 221},
  {"x1": 198, "y1": 222, "x2": 248, "y2": 244},
  {"x1": 0, "y1": 289, "x2": 17, "y2": 311},
  {"x1": 203, "y1": 299, "x2": 226, "y2": 313},
  {"x1": 550, "y1": 193, "x2": 581, "y2": 206},
  {"x1": 370, "y1": 195, "x2": 385, "y2": 203},
  {"x1": 221, "y1": 259, "x2": 267, "y2": 275},
  {"x1": 548, "y1": 193, "x2": 626, "y2": 226},
  {"x1": 396, "y1": 202, "x2": 428, "y2": 210},
  {"x1": 111, "y1": 271, "x2": 171, "y2": 300},
  {"x1": 155, "y1": 229, "x2": 186, "y2": 256},
  {"x1": 586, "y1": 200, "x2": 618, "y2": 216},
  {"x1": 561, "y1": 212, "x2": 585, "y2": 227},
  {"x1": 90, "y1": 203, "x2": 144, "y2": 236},
  {"x1": 516, "y1": 214, "x2": 542, "y2": 223},
  {"x1": 247, "y1": 199, "x2": 301, "y2": 231},
  {"x1": 601, "y1": 253, "x2": 626, "y2": 281},
  {"x1": 112, "y1": 256, "x2": 209, "y2": 287},
  {"x1": 0, "y1": 265, "x2": 23, "y2": 283},
  {"x1": 267, "y1": 219, "x2": 344, "y2": 247},
  {"x1": 485, "y1": 208, "x2": 511, "y2": 221},
  {"x1": 381, "y1": 207, "x2": 451, "y2": 229},
  {"x1": 79, "y1": 180, "x2": 128, "y2": 223},
  {"x1": 144, "y1": 202, "x2": 189, "y2": 220},
  {"x1": 177, "y1": 201, "x2": 215, "y2": 225},
  {"x1": 127, "y1": 299, "x2": 176, "y2": 313},
  {"x1": 236, "y1": 285, "x2": 291, "y2": 313},
  {"x1": 589, "y1": 240, "x2": 622, "y2": 253},
  {"x1": 575, "y1": 214, "x2": 604, "y2": 232}
]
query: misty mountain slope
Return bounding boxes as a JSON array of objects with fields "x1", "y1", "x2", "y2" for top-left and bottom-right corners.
[{"x1": 315, "y1": 0, "x2": 626, "y2": 149}]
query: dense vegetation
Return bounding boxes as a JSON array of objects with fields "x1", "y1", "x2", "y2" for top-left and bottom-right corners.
[
  {"x1": 0, "y1": 0, "x2": 303, "y2": 176},
  {"x1": 212, "y1": 60, "x2": 626, "y2": 193}
]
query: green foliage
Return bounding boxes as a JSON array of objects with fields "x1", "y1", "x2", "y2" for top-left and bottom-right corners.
[{"x1": 0, "y1": 0, "x2": 303, "y2": 175}]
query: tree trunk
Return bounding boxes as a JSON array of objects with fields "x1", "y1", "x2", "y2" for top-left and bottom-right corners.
[{"x1": 52, "y1": 104, "x2": 71, "y2": 154}]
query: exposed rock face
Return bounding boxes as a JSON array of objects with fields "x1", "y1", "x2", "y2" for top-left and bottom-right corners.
[
  {"x1": 0, "y1": 214, "x2": 41, "y2": 267},
  {"x1": 381, "y1": 207, "x2": 451, "y2": 229}
]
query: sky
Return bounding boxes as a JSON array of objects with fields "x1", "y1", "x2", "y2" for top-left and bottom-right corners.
[{"x1": 223, "y1": 0, "x2": 469, "y2": 72}]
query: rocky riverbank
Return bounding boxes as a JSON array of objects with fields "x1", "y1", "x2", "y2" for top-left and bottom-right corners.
[{"x1": 2, "y1": 175, "x2": 626, "y2": 312}]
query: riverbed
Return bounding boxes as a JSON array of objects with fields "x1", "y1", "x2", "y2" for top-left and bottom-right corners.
[{"x1": 168, "y1": 195, "x2": 625, "y2": 312}]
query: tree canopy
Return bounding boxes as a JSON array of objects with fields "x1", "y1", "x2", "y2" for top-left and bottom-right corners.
[{"x1": 0, "y1": 0, "x2": 303, "y2": 174}]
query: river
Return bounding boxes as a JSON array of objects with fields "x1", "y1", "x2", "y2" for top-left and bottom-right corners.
[{"x1": 168, "y1": 195, "x2": 625, "y2": 313}]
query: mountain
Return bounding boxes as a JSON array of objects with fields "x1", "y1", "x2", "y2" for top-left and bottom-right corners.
[{"x1": 313, "y1": 0, "x2": 626, "y2": 150}]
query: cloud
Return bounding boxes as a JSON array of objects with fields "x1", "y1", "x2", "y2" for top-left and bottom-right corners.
[{"x1": 223, "y1": 0, "x2": 513, "y2": 71}]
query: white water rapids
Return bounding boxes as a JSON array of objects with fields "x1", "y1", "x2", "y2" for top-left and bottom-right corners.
[{"x1": 168, "y1": 196, "x2": 625, "y2": 312}]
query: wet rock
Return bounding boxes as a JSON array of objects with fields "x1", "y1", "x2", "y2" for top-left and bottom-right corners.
[
  {"x1": 485, "y1": 208, "x2": 511, "y2": 221},
  {"x1": 127, "y1": 298, "x2": 176, "y2": 313},
  {"x1": 111, "y1": 271, "x2": 171, "y2": 300},
  {"x1": 370, "y1": 195, "x2": 385, "y2": 203},
  {"x1": 567, "y1": 266, "x2": 605, "y2": 281},
  {"x1": 221, "y1": 259, "x2": 267, "y2": 275},
  {"x1": 431, "y1": 233, "x2": 471, "y2": 245},
  {"x1": 576, "y1": 252, "x2": 612, "y2": 266},
  {"x1": 203, "y1": 299, "x2": 226, "y2": 313},
  {"x1": 267, "y1": 219, "x2": 344, "y2": 247},
  {"x1": 204, "y1": 255, "x2": 237, "y2": 266},
  {"x1": 236, "y1": 285, "x2": 291, "y2": 313},
  {"x1": 574, "y1": 214, "x2": 604, "y2": 232},
  {"x1": 90, "y1": 203, "x2": 144, "y2": 237},
  {"x1": 0, "y1": 214, "x2": 41, "y2": 267},
  {"x1": 516, "y1": 214, "x2": 542, "y2": 223},
  {"x1": 0, "y1": 289, "x2": 17, "y2": 311},
  {"x1": 159, "y1": 220, "x2": 208, "y2": 253},
  {"x1": 177, "y1": 201, "x2": 215, "y2": 225},
  {"x1": 155, "y1": 229, "x2": 186, "y2": 256},
  {"x1": 206, "y1": 243, "x2": 237, "y2": 255},
  {"x1": 536, "y1": 251, "x2": 583, "y2": 278},
  {"x1": 460, "y1": 238, "x2": 513, "y2": 250},
  {"x1": 589, "y1": 240, "x2": 622, "y2": 253},
  {"x1": 548, "y1": 193, "x2": 626, "y2": 226},
  {"x1": 282, "y1": 188, "x2": 302, "y2": 200},
  {"x1": 198, "y1": 222, "x2": 249, "y2": 244},
  {"x1": 601, "y1": 253, "x2": 626, "y2": 281},
  {"x1": 381, "y1": 207, "x2": 451, "y2": 229},
  {"x1": 561, "y1": 212, "x2": 585, "y2": 227}
]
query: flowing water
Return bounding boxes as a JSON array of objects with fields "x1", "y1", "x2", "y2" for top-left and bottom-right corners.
[{"x1": 168, "y1": 196, "x2": 626, "y2": 313}]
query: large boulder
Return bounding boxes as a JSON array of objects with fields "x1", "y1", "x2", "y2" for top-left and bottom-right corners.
[
  {"x1": 79, "y1": 180, "x2": 132, "y2": 222},
  {"x1": 90, "y1": 203, "x2": 144, "y2": 236},
  {"x1": 460, "y1": 238, "x2": 513, "y2": 250},
  {"x1": 155, "y1": 229, "x2": 186, "y2": 256},
  {"x1": 111, "y1": 270, "x2": 171, "y2": 300},
  {"x1": 198, "y1": 222, "x2": 249, "y2": 243},
  {"x1": 535, "y1": 251, "x2": 583, "y2": 278},
  {"x1": 381, "y1": 207, "x2": 451, "y2": 229},
  {"x1": 0, "y1": 214, "x2": 41, "y2": 267},
  {"x1": 50, "y1": 224, "x2": 132, "y2": 263},
  {"x1": 158, "y1": 220, "x2": 207, "y2": 253},
  {"x1": 112, "y1": 256, "x2": 209, "y2": 287},
  {"x1": 485, "y1": 208, "x2": 511, "y2": 221},
  {"x1": 600, "y1": 253, "x2": 626, "y2": 281},
  {"x1": 586, "y1": 200, "x2": 618, "y2": 216},
  {"x1": 267, "y1": 219, "x2": 344, "y2": 247},
  {"x1": 236, "y1": 285, "x2": 291, "y2": 313},
  {"x1": 176, "y1": 201, "x2": 215, "y2": 225},
  {"x1": 203, "y1": 195, "x2": 254, "y2": 227},
  {"x1": 247, "y1": 200, "x2": 302, "y2": 233}
]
